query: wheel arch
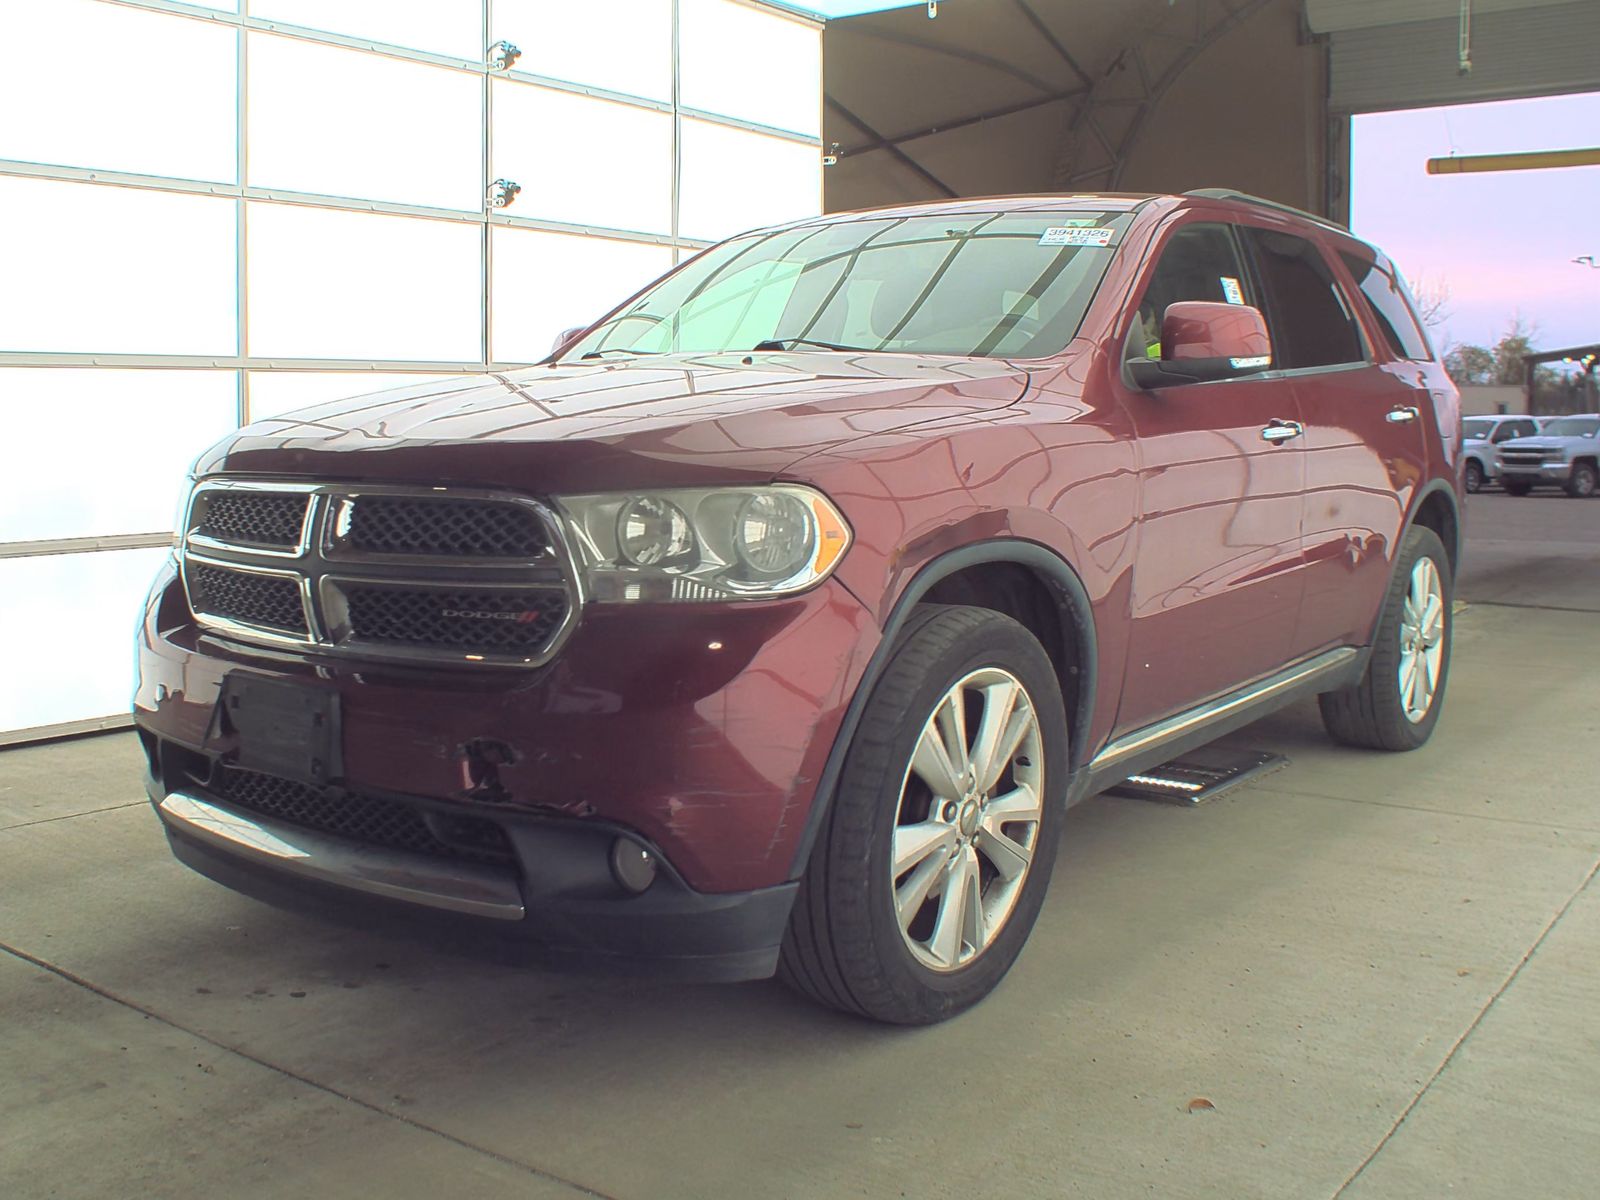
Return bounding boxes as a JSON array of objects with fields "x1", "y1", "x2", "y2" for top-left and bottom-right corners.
[
  {"x1": 1409, "y1": 480, "x2": 1462, "y2": 580},
  {"x1": 787, "y1": 539, "x2": 1098, "y2": 879}
]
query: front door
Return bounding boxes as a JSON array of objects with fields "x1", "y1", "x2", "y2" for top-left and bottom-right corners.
[
  {"x1": 1113, "y1": 220, "x2": 1307, "y2": 733},
  {"x1": 1241, "y1": 231, "x2": 1433, "y2": 655}
]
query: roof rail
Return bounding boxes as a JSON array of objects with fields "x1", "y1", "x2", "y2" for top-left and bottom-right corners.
[{"x1": 1183, "y1": 189, "x2": 1349, "y2": 232}]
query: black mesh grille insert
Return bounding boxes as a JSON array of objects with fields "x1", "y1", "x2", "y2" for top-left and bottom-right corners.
[
  {"x1": 188, "y1": 564, "x2": 307, "y2": 634},
  {"x1": 196, "y1": 492, "x2": 307, "y2": 548},
  {"x1": 345, "y1": 497, "x2": 549, "y2": 558},
  {"x1": 343, "y1": 586, "x2": 568, "y2": 652},
  {"x1": 209, "y1": 767, "x2": 514, "y2": 865}
]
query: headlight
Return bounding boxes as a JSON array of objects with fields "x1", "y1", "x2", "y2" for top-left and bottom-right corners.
[{"x1": 558, "y1": 485, "x2": 851, "y2": 602}]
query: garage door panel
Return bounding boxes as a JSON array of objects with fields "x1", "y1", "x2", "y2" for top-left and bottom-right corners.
[
  {"x1": 0, "y1": 176, "x2": 237, "y2": 356},
  {"x1": 0, "y1": 370, "x2": 235, "y2": 543},
  {"x1": 246, "y1": 203, "x2": 482, "y2": 362},
  {"x1": 247, "y1": 34, "x2": 483, "y2": 212},
  {"x1": 1329, "y1": 1, "x2": 1600, "y2": 112},
  {"x1": 0, "y1": 548, "x2": 170, "y2": 735},
  {"x1": 0, "y1": 0, "x2": 237, "y2": 183}
]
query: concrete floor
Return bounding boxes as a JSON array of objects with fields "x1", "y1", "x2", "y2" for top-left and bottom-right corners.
[{"x1": 3, "y1": 494, "x2": 1597, "y2": 1199}]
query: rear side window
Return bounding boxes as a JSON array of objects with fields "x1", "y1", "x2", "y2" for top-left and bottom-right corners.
[
  {"x1": 1340, "y1": 251, "x2": 1432, "y2": 361},
  {"x1": 1241, "y1": 228, "x2": 1365, "y2": 370}
]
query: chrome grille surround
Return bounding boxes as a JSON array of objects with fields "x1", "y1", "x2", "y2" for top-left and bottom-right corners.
[{"x1": 179, "y1": 480, "x2": 582, "y2": 669}]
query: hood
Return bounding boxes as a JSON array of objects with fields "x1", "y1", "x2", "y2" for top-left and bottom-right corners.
[{"x1": 199, "y1": 352, "x2": 1032, "y2": 492}]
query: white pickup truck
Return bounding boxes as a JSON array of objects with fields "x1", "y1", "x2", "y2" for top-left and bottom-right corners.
[{"x1": 1496, "y1": 414, "x2": 1600, "y2": 498}]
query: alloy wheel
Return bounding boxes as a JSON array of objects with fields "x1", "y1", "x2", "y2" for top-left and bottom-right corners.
[
  {"x1": 890, "y1": 668, "x2": 1044, "y2": 972},
  {"x1": 1398, "y1": 557, "x2": 1446, "y2": 724}
]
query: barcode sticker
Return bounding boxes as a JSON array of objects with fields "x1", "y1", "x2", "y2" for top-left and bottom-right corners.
[{"x1": 1040, "y1": 226, "x2": 1115, "y2": 247}]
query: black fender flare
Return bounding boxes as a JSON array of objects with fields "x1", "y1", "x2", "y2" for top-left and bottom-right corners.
[{"x1": 787, "y1": 539, "x2": 1099, "y2": 879}]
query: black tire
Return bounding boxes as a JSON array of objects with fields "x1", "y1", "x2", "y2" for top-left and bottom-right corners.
[
  {"x1": 1565, "y1": 461, "x2": 1598, "y2": 498},
  {"x1": 779, "y1": 605, "x2": 1069, "y2": 1024},
  {"x1": 1463, "y1": 460, "x2": 1484, "y2": 494},
  {"x1": 1501, "y1": 478, "x2": 1532, "y2": 496},
  {"x1": 1318, "y1": 526, "x2": 1452, "y2": 751}
]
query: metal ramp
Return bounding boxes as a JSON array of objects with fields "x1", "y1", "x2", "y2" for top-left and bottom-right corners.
[{"x1": 1106, "y1": 746, "x2": 1287, "y2": 806}]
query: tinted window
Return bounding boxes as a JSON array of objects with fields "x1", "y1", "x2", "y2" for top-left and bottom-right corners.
[
  {"x1": 1340, "y1": 251, "x2": 1432, "y2": 361},
  {"x1": 1243, "y1": 229, "x2": 1364, "y2": 370},
  {"x1": 1126, "y1": 222, "x2": 1253, "y2": 361},
  {"x1": 567, "y1": 210, "x2": 1132, "y2": 360},
  {"x1": 1508, "y1": 420, "x2": 1537, "y2": 438},
  {"x1": 1462, "y1": 418, "x2": 1494, "y2": 439},
  {"x1": 1541, "y1": 417, "x2": 1600, "y2": 437}
]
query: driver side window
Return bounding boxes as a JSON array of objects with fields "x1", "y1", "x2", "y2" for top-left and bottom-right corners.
[{"x1": 1126, "y1": 223, "x2": 1254, "y2": 362}]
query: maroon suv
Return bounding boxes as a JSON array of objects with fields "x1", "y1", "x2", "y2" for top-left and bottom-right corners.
[{"x1": 134, "y1": 190, "x2": 1461, "y2": 1023}]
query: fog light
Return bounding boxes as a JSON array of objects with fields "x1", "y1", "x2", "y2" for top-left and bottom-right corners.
[{"x1": 609, "y1": 837, "x2": 658, "y2": 894}]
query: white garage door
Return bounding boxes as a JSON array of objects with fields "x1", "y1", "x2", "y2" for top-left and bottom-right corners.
[
  {"x1": 0, "y1": 0, "x2": 823, "y2": 743},
  {"x1": 1308, "y1": 0, "x2": 1600, "y2": 112}
]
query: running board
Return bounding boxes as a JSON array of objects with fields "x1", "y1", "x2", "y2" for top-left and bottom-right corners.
[
  {"x1": 1106, "y1": 747, "x2": 1287, "y2": 806},
  {"x1": 1083, "y1": 647, "x2": 1358, "y2": 796}
]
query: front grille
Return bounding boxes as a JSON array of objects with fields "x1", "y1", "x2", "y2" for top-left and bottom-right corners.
[
  {"x1": 1501, "y1": 451, "x2": 1549, "y2": 464},
  {"x1": 187, "y1": 563, "x2": 307, "y2": 634},
  {"x1": 209, "y1": 766, "x2": 514, "y2": 866},
  {"x1": 181, "y1": 482, "x2": 578, "y2": 667},
  {"x1": 343, "y1": 496, "x2": 549, "y2": 558},
  {"x1": 196, "y1": 492, "x2": 307, "y2": 548},
  {"x1": 343, "y1": 585, "x2": 568, "y2": 651}
]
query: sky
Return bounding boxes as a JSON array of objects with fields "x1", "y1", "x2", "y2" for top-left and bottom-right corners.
[{"x1": 1351, "y1": 91, "x2": 1600, "y2": 355}]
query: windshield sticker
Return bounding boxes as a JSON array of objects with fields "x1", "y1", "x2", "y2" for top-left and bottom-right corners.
[
  {"x1": 1221, "y1": 276, "x2": 1245, "y2": 305},
  {"x1": 1055, "y1": 217, "x2": 1103, "y2": 228},
  {"x1": 1040, "y1": 226, "x2": 1115, "y2": 248}
]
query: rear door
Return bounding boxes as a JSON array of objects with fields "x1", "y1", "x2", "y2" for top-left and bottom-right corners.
[
  {"x1": 1241, "y1": 227, "x2": 1431, "y2": 656},
  {"x1": 1111, "y1": 219, "x2": 1306, "y2": 732}
]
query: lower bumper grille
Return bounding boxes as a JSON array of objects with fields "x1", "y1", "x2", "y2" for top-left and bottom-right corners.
[{"x1": 207, "y1": 766, "x2": 514, "y2": 866}]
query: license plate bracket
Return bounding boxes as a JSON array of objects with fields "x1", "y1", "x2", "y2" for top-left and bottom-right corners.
[{"x1": 215, "y1": 673, "x2": 343, "y2": 786}]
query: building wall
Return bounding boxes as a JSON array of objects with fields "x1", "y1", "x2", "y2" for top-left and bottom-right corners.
[
  {"x1": 1459, "y1": 384, "x2": 1528, "y2": 416},
  {"x1": 1116, "y1": 0, "x2": 1327, "y2": 212},
  {"x1": 0, "y1": 0, "x2": 823, "y2": 741}
]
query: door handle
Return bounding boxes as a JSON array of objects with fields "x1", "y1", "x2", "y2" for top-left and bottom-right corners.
[
  {"x1": 1386, "y1": 406, "x2": 1420, "y2": 424},
  {"x1": 1260, "y1": 419, "x2": 1303, "y2": 444}
]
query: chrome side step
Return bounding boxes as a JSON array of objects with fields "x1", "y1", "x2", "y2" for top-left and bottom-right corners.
[
  {"x1": 158, "y1": 791, "x2": 526, "y2": 921},
  {"x1": 1085, "y1": 647, "x2": 1359, "y2": 793}
]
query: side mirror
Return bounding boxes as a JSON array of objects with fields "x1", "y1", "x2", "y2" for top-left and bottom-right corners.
[
  {"x1": 551, "y1": 326, "x2": 588, "y2": 357},
  {"x1": 1129, "y1": 301, "x2": 1274, "y2": 389}
]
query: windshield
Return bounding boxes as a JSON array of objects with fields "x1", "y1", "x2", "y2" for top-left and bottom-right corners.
[
  {"x1": 562, "y1": 210, "x2": 1133, "y2": 361},
  {"x1": 1539, "y1": 417, "x2": 1600, "y2": 437},
  {"x1": 1461, "y1": 418, "x2": 1495, "y2": 439}
]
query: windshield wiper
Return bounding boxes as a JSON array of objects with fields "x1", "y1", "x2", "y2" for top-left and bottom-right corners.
[
  {"x1": 752, "y1": 337, "x2": 865, "y2": 353},
  {"x1": 579, "y1": 348, "x2": 664, "y2": 359}
]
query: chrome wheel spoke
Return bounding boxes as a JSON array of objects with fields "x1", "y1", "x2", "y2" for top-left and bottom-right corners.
[
  {"x1": 986, "y1": 783, "x2": 1041, "y2": 824},
  {"x1": 927, "y1": 851, "x2": 978, "y2": 968},
  {"x1": 895, "y1": 851, "x2": 947, "y2": 929},
  {"x1": 975, "y1": 823, "x2": 1031, "y2": 881},
  {"x1": 911, "y1": 716, "x2": 964, "y2": 801},
  {"x1": 893, "y1": 820, "x2": 957, "y2": 878},
  {"x1": 970, "y1": 678, "x2": 1025, "y2": 792}
]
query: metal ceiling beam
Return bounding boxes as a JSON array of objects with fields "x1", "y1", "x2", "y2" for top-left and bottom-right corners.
[
  {"x1": 825, "y1": 98, "x2": 960, "y2": 198},
  {"x1": 837, "y1": 86, "x2": 1087, "y2": 156},
  {"x1": 1010, "y1": 0, "x2": 1094, "y2": 88},
  {"x1": 841, "y1": 24, "x2": 1068, "y2": 96},
  {"x1": 1052, "y1": 0, "x2": 1277, "y2": 192}
]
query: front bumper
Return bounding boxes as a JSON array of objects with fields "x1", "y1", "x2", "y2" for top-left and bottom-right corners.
[
  {"x1": 1498, "y1": 462, "x2": 1570, "y2": 482},
  {"x1": 134, "y1": 559, "x2": 875, "y2": 978}
]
